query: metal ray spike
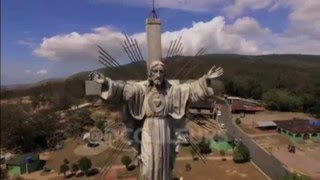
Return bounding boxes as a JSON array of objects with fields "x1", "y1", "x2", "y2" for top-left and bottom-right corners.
[
  {"x1": 168, "y1": 39, "x2": 177, "y2": 58},
  {"x1": 166, "y1": 40, "x2": 173, "y2": 59},
  {"x1": 171, "y1": 36, "x2": 182, "y2": 57},
  {"x1": 134, "y1": 39, "x2": 145, "y2": 62},
  {"x1": 124, "y1": 33, "x2": 140, "y2": 62}
]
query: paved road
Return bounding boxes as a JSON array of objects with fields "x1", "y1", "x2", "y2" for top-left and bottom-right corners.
[{"x1": 218, "y1": 103, "x2": 288, "y2": 180}]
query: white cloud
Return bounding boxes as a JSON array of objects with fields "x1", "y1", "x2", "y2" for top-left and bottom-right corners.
[
  {"x1": 25, "y1": 70, "x2": 31, "y2": 74},
  {"x1": 18, "y1": 39, "x2": 36, "y2": 48},
  {"x1": 34, "y1": 10, "x2": 320, "y2": 63},
  {"x1": 286, "y1": 0, "x2": 320, "y2": 38},
  {"x1": 36, "y1": 69, "x2": 48, "y2": 75},
  {"x1": 225, "y1": 17, "x2": 271, "y2": 37},
  {"x1": 222, "y1": 0, "x2": 320, "y2": 35},
  {"x1": 161, "y1": 17, "x2": 260, "y2": 55},
  {"x1": 97, "y1": 0, "x2": 222, "y2": 12},
  {"x1": 34, "y1": 27, "x2": 125, "y2": 62},
  {"x1": 34, "y1": 17, "x2": 262, "y2": 63},
  {"x1": 224, "y1": 0, "x2": 274, "y2": 18}
]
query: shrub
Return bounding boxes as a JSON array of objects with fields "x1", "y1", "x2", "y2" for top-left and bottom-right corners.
[
  {"x1": 70, "y1": 163, "x2": 79, "y2": 174},
  {"x1": 198, "y1": 138, "x2": 212, "y2": 155},
  {"x1": 233, "y1": 143, "x2": 250, "y2": 163},
  {"x1": 78, "y1": 157, "x2": 92, "y2": 176},
  {"x1": 64, "y1": 158, "x2": 70, "y2": 164},
  {"x1": 220, "y1": 150, "x2": 225, "y2": 156},
  {"x1": 121, "y1": 155, "x2": 132, "y2": 169},
  {"x1": 189, "y1": 147, "x2": 196, "y2": 157},
  {"x1": 235, "y1": 118, "x2": 241, "y2": 125},
  {"x1": 185, "y1": 164, "x2": 192, "y2": 172},
  {"x1": 95, "y1": 120, "x2": 106, "y2": 131},
  {"x1": 59, "y1": 164, "x2": 69, "y2": 177}
]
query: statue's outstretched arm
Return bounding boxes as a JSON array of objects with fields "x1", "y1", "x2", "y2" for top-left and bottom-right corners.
[
  {"x1": 88, "y1": 72, "x2": 143, "y2": 103},
  {"x1": 185, "y1": 66, "x2": 223, "y2": 102},
  {"x1": 88, "y1": 72, "x2": 126, "y2": 103}
]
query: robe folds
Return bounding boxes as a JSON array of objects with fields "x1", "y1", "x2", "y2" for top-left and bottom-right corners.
[{"x1": 100, "y1": 76, "x2": 214, "y2": 180}]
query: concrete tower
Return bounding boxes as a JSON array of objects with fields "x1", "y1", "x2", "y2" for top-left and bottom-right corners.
[{"x1": 146, "y1": 6, "x2": 162, "y2": 71}]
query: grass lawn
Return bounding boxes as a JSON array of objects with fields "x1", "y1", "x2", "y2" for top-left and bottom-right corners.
[{"x1": 173, "y1": 160, "x2": 268, "y2": 180}]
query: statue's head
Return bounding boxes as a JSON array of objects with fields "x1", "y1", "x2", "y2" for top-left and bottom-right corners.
[{"x1": 148, "y1": 61, "x2": 166, "y2": 87}]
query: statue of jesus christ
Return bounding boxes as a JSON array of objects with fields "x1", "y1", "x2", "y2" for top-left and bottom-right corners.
[{"x1": 91, "y1": 61, "x2": 223, "y2": 180}]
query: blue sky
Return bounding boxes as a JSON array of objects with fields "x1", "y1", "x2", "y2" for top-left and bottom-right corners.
[{"x1": 1, "y1": 0, "x2": 319, "y2": 85}]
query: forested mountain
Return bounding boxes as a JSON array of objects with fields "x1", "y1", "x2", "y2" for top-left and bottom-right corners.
[{"x1": 1, "y1": 54, "x2": 319, "y2": 116}]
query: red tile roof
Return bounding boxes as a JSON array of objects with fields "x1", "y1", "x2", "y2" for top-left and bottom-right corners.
[
  {"x1": 274, "y1": 119, "x2": 320, "y2": 133},
  {"x1": 231, "y1": 101, "x2": 265, "y2": 112}
]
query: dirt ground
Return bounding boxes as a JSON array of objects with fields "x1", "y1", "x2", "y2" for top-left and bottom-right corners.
[
  {"x1": 253, "y1": 134, "x2": 294, "y2": 154},
  {"x1": 273, "y1": 145, "x2": 320, "y2": 179},
  {"x1": 252, "y1": 134, "x2": 320, "y2": 178},
  {"x1": 173, "y1": 160, "x2": 268, "y2": 180}
]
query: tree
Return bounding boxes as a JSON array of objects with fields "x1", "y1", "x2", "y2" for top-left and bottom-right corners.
[
  {"x1": 78, "y1": 157, "x2": 92, "y2": 175},
  {"x1": 310, "y1": 104, "x2": 320, "y2": 118},
  {"x1": 263, "y1": 89, "x2": 303, "y2": 112},
  {"x1": 189, "y1": 147, "x2": 196, "y2": 158},
  {"x1": 1, "y1": 168, "x2": 8, "y2": 180},
  {"x1": 95, "y1": 120, "x2": 106, "y2": 131},
  {"x1": 64, "y1": 158, "x2": 70, "y2": 164},
  {"x1": 220, "y1": 150, "x2": 225, "y2": 157},
  {"x1": 235, "y1": 118, "x2": 241, "y2": 125},
  {"x1": 60, "y1": 163, "x2": 69, "y2": 177},
  {"x1": 233, "y1": 143, "x2": 250, "y2": 163},
  {"x1": 1, "y1": 104, "x2": 59, "y2": 153},
  {"x1": 121, "y1": 155, "x2": 132, "y2": 169},
  {"x1": 185, "y1": 164, "x2": 192, "y2": 172},
  {"x1": 198, "y1": 138, "x2": 212, "y2": 155},
  {"x1": 70, "y1": 163, "x2": 79, "y2": 174}
]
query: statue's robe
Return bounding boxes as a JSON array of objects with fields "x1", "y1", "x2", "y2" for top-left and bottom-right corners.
[{"x1": 100, "y1": 76, "x2": 214, "y2": 180}]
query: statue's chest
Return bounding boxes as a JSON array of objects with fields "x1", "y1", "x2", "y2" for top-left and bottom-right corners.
[{"x1": 145, "y1": 89, "x2": 168, "y2": 114}]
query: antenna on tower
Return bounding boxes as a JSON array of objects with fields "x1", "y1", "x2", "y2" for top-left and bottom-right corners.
[{"x1": 150, "y1": 0, "x2": 158, "y2": 18}]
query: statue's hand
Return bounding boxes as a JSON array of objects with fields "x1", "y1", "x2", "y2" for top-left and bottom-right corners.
[
  {"x1": 206, "y1": 66, "x2": 223, "y2": 79},
  {"x1": 89, "y1": 72, "x2": 105, "y2": 84}
]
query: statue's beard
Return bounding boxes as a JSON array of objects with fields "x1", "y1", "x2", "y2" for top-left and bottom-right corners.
[
  {"x1": 150, "y1": 77, "x2": 164, "y2": 87},
  {"x1": 153, "y1": 79, "x2": 162, "y2": 86}
]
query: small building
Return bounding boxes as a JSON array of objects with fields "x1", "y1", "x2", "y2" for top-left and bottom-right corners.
[
  {"x1": 231, "y1": 101, "x2": 265, "y2": 114},
  {"x1": 225, "y1": 96, "x2": 241, "y2": 104},
  {"x1": 274, "y1": 119, "x2": 320, "y2": 142},
  {"x1": 255, "y1": 121, "x2": 277, "y2": 130},
  {"x1": 5, "y1": 153, "x2": 44, "y2": 176},
  {"x1": 1, "y1": 152, "x2": 14, "y2": 164},
  {"x1": 189, "y1": 99, "x2": 216, "y2": 119}
]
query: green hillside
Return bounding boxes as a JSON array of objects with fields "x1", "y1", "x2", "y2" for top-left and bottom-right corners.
[{"x1": 1, "y1": 54, "x2": 319, "y2": 116}]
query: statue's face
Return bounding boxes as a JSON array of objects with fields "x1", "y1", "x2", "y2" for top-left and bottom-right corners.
[{"x1": 150, "y1": 64, "x2": 165, "y2": 86}]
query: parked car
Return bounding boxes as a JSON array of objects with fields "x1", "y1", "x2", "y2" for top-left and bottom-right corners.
[
  {"x1": 220, "y1": 123, "x2": 226, "y2": 129},
  {"x1": 175, "y1": 129, "x2": 190, "y2": 146}
]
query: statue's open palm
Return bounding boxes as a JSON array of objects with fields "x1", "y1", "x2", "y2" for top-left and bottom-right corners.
[
  {"x1": 206, "y1": 66, "x2": 223, "y2": 79},
  {"x1": 89, "y1": 72, "x2": 105, "y2": 84}
]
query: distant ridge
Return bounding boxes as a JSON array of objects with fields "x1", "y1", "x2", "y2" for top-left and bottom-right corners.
[
  {"x1": 1, "y1": 54, "x2": 319, "y2": 92},
  {"x1": 1, "y1": 78, "x2": 65, "y2": 91}
]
